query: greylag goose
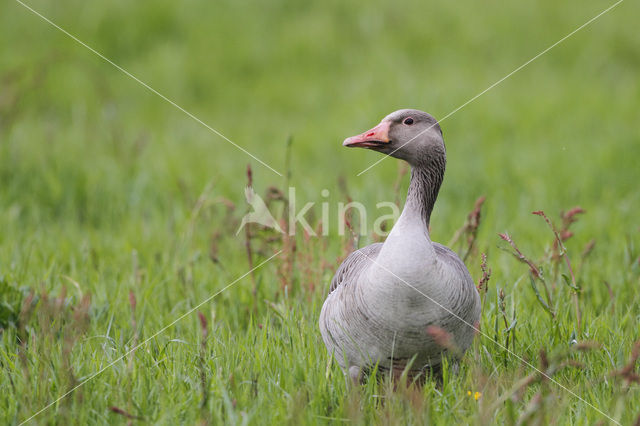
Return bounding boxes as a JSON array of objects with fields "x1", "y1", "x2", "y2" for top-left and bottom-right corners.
[{"x1": 319, "y1": 109, "x2": 481, "y2": 380}]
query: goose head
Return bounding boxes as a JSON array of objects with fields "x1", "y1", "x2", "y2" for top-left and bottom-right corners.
[{"x1": 343, "y1": 109, "x2": 445, "y2": 167}]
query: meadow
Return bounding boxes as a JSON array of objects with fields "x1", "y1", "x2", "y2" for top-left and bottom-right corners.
[{"x1": 1, "y1": 0, "x2": 639, "y2": 424}]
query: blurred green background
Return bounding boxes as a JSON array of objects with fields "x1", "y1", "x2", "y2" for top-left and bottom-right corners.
[
  {"x1": 2, "y1": 0, "x2": 639, "y2": 245},
  {"x1": 2, "y1": 0, "x2": 638, "y2": 238},
  {"x1": 1, "y1": 0, "x2": 639, "y2": 423}
]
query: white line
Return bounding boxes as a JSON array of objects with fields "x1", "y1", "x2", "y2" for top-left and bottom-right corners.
[
  {"x1": 19, "y1": 250, "x2": 282, "y2": 425},
  {"x1": 359, "y1": 252, "x2": 620, "y2": 425},
  {"x1": 14, "y1": 0, "x2": 283, "y2": 177},
  {"x1": 357, "y1": 0, "x2": 625, "y2": 176}
]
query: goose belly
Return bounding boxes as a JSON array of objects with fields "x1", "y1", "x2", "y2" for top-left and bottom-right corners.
[{"x1": 320, "y1": 275, "x2": 479, "y2": 371}]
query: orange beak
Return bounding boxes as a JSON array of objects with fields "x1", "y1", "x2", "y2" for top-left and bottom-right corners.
[{"x1": 343, "y1": 121, "x2": 391, "y2": 148}]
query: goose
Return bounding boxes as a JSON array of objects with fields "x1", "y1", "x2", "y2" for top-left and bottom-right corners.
[{"x1": 319, "y1": 109, "x2": 481, "y2": 381}]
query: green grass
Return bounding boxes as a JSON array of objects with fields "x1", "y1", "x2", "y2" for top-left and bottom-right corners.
[{"x1": 1, "y1": 0, "x2": 639, "y2": 424}]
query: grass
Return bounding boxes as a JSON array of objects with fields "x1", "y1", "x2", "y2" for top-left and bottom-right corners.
[{"x1": 1, "y1": 0, "x2": 639, "y2": 423}]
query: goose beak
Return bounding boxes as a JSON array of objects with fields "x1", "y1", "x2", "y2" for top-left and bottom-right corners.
[{"x1": 343, "y1": 121, "x2": 391, "y2": 148}]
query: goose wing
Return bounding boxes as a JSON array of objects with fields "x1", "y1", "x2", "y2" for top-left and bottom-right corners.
[
  {"x1": 432, "y1": 243, "x2": 472, "y2": 280},
  {"x1": 328, "y1": 243, "x2": 383, "y2": 294}
]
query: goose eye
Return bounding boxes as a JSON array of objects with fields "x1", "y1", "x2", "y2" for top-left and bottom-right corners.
[{"x1": 403, "y1": 117, "x2": 414, "y2": 125}]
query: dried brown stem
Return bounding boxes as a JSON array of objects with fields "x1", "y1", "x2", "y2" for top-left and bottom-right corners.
[
  {"x1": 477, "y1": 252, "x2": 491, "y2": 296},
  {"x1": 109, "y1": 406, "x2": 144, "y2": 421},
  {"x1": 533, "y1": 210, "x2": 582, "y2": 333},
  {"x1": 197, "y1": 311, "x2": 210, "y2": 415},
  {"x1": 610, "y1": 341, "x2": 640, "y2": 385},
  {"x1": 498, "y1": 232, "x2": 555, "y2": 317},
  {"x1": 244, "y1": 164, "x2": 257, "y2": 310},
  {"x1": 448, "y1": 196, "x2": 486, "y2": 261}
]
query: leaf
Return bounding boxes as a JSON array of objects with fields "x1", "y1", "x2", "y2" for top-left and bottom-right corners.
[
  {"x1": 529, "y1": 273, "x2": 555, "y2": 317},
  {"x1": 561, "y1": 274, "x2": 580, "y2": 292},
  {"x1": 504, "y1": 319, "x2": 518, "y2": 333}
]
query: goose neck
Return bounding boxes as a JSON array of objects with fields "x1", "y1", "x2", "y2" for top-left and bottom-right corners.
[{"x1": 403, "y1": 157, "x2": 445, "y2": 228}]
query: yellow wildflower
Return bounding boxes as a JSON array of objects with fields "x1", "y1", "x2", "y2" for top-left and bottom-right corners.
[{"x1": 467, "y1": 390, "x2": 482, "y2": 401}]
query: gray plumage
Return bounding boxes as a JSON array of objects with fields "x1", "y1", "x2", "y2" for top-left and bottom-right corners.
[
  {"x1": 319, "y1": 109, "x2": 481, "y2": 376},
  {"x1": 329, "y1": 243, "x2": 383, "y2": 294}
]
